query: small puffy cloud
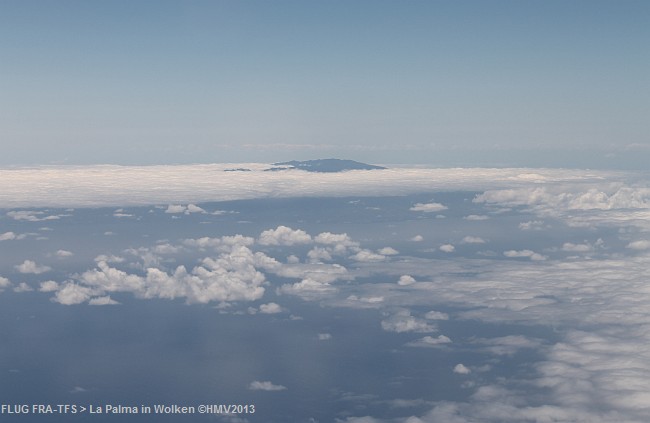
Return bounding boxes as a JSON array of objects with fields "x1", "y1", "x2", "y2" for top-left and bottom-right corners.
[
  {"x1": 183, "y1": 235, "x2": 255, "y2": 251},
  {"x1": 53, "y1": 283, "x2": 95, "y2": 305},
  {"x1": 407, "y1": 335, "x2": 452, "y2": 347},
  {"x1": 39, "y1": 280, "x2": 59, "y2": 292},
  {"x1": 185, "y1": 204, "x2": 206, "y2": 214},
  {"x1": 307, "y1": 247, "x2": 332, "y2": 262},
  {"x1": 410, "y1": 202, "x2": 448, "y2": 212},
  {"x1": 398, "y1": 275, "x2": 416, "y2": 286},
  {"x1": 439, "y1": 244, "x2": 455, "y2": 253},
  {"x1": 503, "y1": 249, "x2": 546, "y2": 261},
  {"x1": 113, "y1": 209, "x2": 134, "y2": 218},
  {"x1": 259, "y1": 302, "x2": 284, "y2": 314},
  {"x1": 152, "y1": 243, "x2": 181, "y2": 255},
  {"x1": 346, "y1": 295, "x2": 384, "y2": 306},
  {"x1": 381, "y1": 311, "x2": 437, "y2": 333},
  {"x1": 562, "y1": 242, "x2": 592, "y2": 252},
  {"x1": 55, "y1": 249, "x2": 74, "y2": 258},
  {"x1": 248, "y1": 381, "x2": 286, "y2": 391},
  {"x1": 627, "y1": 240, "x2": 650, "y2": 250},
  {"x1": 7, "y1": 211, "x2": 60, "y2": 221},
  {"x1": 350, "y1": 250, "x2": 386, "y2": 262},
  {"x1": 463, "y1": 214, "x2": 489, "y2": 221},
  {"x1": 519, "y1": 220, "x2": 545, "y2": 230},
  {"x1": 315, "y1": 232, "x2": 352, "y2": 245},
  {"x1": 0, "y1": 276, "x2": 11, "y2": 290},
  {"x1": 94, "y1": 254, "x2": 124, "y2": 263},
  {"x1": 15, "y1": 260, "x2": 51, "y2": 274},
  {"x1": 314, "y1": 232, "x2": 360, "y2": 254},
  {"x1": 377, "y1": 247, "x2": 399, "y2": 255},
  {"x1": 0, "y1": 232, "x2": 17, "y2": 241},
  {"x1": 279, "y1": 278, "x2": 337, "y2": 299},
  {"x1": 13, "y1": 282, "x2": 33, "y2": 293},
  {"x1": 318, "y1": 333, "x2": 332, "y2": 340},
  {"x1": 461, "y1": 236, "x2": 486, "y2": 244},
  {"x1": 453, "y1": 363, "x2": 471, "y2": 374},
  {"x1": 165, "y1": 204, "x2": 186, "y2": 214},
  {"x1": 410, "y1": 235, "x2": 424, "y2": 242},
  {"x1": 424, "y1": 310, "x2": 449, "y2": 320},
  {"x1": 88, "y1": 296, "x2": 120, "y2": 306},
  {"x1": 258, "y1": 226, "x2": 312, "y2": 246},
  {"x1": 475, "y1": 335, "x2": 543, "y2": 356}
]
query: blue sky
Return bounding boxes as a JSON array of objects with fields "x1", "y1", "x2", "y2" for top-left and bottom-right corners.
[{"x1": 1, "y1": 1, "x2": 648, "y2": 167}]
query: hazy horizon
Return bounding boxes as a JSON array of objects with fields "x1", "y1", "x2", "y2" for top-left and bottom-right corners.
[{"x1": 2, "y1": 1, "x2": 648, "y2": 169}]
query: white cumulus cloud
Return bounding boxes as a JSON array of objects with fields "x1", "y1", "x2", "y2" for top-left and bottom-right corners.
[
  {"x1": 15, "y1": 260, "x2": 51, "y2": 274},
  {"x1": 503, "y1": 249, "x2": 546, "y2": 261},
  {"x1": 627, "y1": 240, "x2": 650, "y2": 250},
  {"x1": 453, "y1": 364, "x2": 471, "y2": 374},
  {"x1": 258, "y1": 226, "x2": 312, "y2": 246},
  {"x1": 407, "y1": 335, "x2": 452, "y2": 348},
  {"x1": 440, "y1": 244, "x2": 455, "y2": 253},
  {"x1": 259, "y1": 302, "x2": 284, "y2": 314},
  {"x1": 0, "y1": 232, "x2": 17, "y2": 241},
  {"x1": 381, "y1": 311, "x2": 437, "y2": 333}
]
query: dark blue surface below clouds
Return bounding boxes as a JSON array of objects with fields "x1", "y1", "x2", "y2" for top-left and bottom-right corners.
[{"x1": 0, "y1": 193, "x2": 634, "y2": 422}]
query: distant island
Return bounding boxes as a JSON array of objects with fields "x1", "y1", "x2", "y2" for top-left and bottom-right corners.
[
  {"x1": 265, "y1": 159, "x2": 387, "y2": 173},
  {"x1": 224, "y1": 168, "x2": 252, "y2": 172}
]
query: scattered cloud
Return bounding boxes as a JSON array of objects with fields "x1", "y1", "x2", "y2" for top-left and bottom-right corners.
[
  {"x1": 350, "y1": 250, "x2": 386, "y2": 262},
  {"x1": 53, "y1": 283, "x2": 95, "y2": 305},
  {"x1": 410, "y1": 202, "x2": 448, "y2": 213},
  {"x1": 398, "y1": 275, "x2": 416, "y2": 286},
  {"x1": 39, "y1": 280, "x2": 59, "y2": 292},
  {"x1": 473, "y1": 335, "x2": 543, "y2": 356},
  {"x1": 318, "y1": 333, "x2": 332, "y2": 341},
  {"x1": 561, "y1": 242, "x2": 592, "y2": 253},
  {"x1": 7, "y1": 211, "x2": 61, "y2": 221},
  {"x1": 464, "y1": 215, "x2": 489, "y2": 221},
  {"x1": 307, "y1": 247, "x2": 332, "y2": 262},
  {"x1": 248, "y1": 381, "x2": 286, "y2": 391},
  {"x1": 13, "y1": 282, "x2": 33, "y2": 293},
  {"x1": 519, "y1": 220, "x2": 545, "y2": 230},
  {"x1": 407, "y1": 335, "x2": 452, "y2": 348},
  {"x1": 627, "y1": 240, "x2": 650, "y2": 250},
  {"x1": 503, "y1": 249, "x2": 546, "y2": 261},
  {"x1": 258, "y1": 226, "x2": 312, "y2": 246},
  {"x1": 424, "y1": 311, "x2": 449, "y2": 320},
  {"x1": 0, "y1": 232, "x2": 17, "y2": 241},
  {"x1": 165, "y1": 204, "x2": 187, "y2": 214},
  {"x1": 453, "y1": 364, "x2": 471, "y2": 374},
  {"x1": 88, "y1": 296, "x2": 120, "y2": 306},
  {"x1": 410, "y1": 235, "x2": 424, "y2": 242},
  {"x1": 258, "y1": 302, "x2": 284, "y2": 314},
  {"x1": 440, "y1": 244, "x2": 455, "y2": 253},
  {"x1": 461, "y1": 236, "x2": 486, "y2": 244},
  {"x1": 381, "y1": 311, "x2": 437, "y2": 333},
  {"x1": 378, "y1": 247, "x2": 399, "y2": 255},
  {"x1": 15, "y1": 260, "x2": 52, "y2": 274},
  {"x1": 55, "y1": 249, "x2": 74, "y2": 258},
  {"x1": 0, "y1": 277, "x2": 11, "y2": 291},
  {"x1": 165, "y1": 204, "x2": 206, "y2": 215}
]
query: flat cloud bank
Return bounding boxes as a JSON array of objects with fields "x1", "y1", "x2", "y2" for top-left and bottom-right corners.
[{"x1": 0, "y1": 163, "x2": 624, "y2": 208}]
